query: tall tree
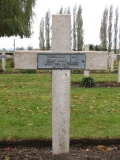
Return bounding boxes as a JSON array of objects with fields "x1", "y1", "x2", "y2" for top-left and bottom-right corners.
[
  {"x1": 27, "y1": 44, "x2": 33, "y2": 50},
  {"x1": 45, "y1": 10, "x2": 51, "y2": 50},
  {"x1": 59, "y1": 6, "x2": 64, "y2": 14},
  {"x1": 108, "y1": 5, "x2": 113, "y2": 53},
  {"x1": 89, "y1": 44, "x2": 95, "y2": 50},
  {"x1": 58, "y1": 6, "x2": 70, "y2": 14},
  {"x1": 114, "y1": 7, "x2": 119, "y2": 54},
  {"x1": 100, "y1": 7, "x2": 108, "y2": 51},
  {"x1": 0, "y1": 0, "x2": 36, "y2": 38},
  {"x1": 76, "y1": 5, "x2": 84, "y2": 51},
  {"x1": 66, "y1": 6, "x2": 71, "y2": 14},
  {"x1": 73, "y1": 5, "x2": 77, "y2": 50},
  {"x1": 64, "y1": 6, "x2": 70, "y2": 14},
  {"x1": 39, "y1": 17, "x2": 45, "y2": 50}
]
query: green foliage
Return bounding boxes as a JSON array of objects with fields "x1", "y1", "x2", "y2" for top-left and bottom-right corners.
[
  {"x1": 27, "y1": 44, "x2": 33, "y2": 50},
  {"x1": 114, "y1": 7, "x2": 119, "y2": 54},
  {"x1": 108, "y1": 5, "x2": 113, "y2": 53},
  {"x1": 39, "y1": 17, "x2": 45, "y2": 50},
  {"x1": 89, "y1": 44, "x2": 95, "y2": 50},
  {"x1": 58, "y1": 6, "x2": 70, "y2": 14},
  {"x1": 24, "y1": 70, "x2": 36, "y2": 74},
  {"x1": 100, "y1": 7, "x2": 108, "y2": 51},
  {"x1": 59, "y1": 6, "x2": 64, "y2": 14},
  {"x1": 45, "y1": 10, "x2": 51, "y2": 50},
  {"x1": 71, "y1": 74, "x2": 118, "y2": 83},
  {"x1": 89, "y1": 44, "x2": 102, "y2": 51},
  {"x1": 10, "y1": 60, "x2": 14, "y2": 68},
  {"x1": 16, "y1": 47, "x2": 25, "y2": 50},
  {"x1": 76, "y1": 5, "x2": 84, "y2": 51},
  {"x1": 95, "y1": 45, "x2": 101, "y2": 51},
  {"x1": 82, "y1": 76, "x2": 95, "y2": 87},
  {"x1": 72, "y1": 70, "x2": 81, "y2": 74},
  {"x1": 0, "y1": 0, "x2": 36, "y2": 37}
]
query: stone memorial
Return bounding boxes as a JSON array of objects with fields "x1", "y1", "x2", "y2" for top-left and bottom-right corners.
[
  {"x1": 14, "y1": 15, "x2": 108, "y2": 155},
  {"x1": 110, "y1": 51, "x2": 115, "y2": 72}
]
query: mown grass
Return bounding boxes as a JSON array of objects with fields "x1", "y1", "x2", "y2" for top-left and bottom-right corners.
[
  {"x1": 71, "y1": 87, "x2": 120, "y2": 138},
  {"x1": 71, "y1": 73, "x2": 118, "y2": 83},
  {"x1": 0, "y1": 74, "x2": 120, "y2": 140},
  {"x1": 0, "y1": 74, "x2": 52, "y2": 140}
]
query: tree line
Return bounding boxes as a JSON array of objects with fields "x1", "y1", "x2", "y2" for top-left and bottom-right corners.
[
  {"x1": 0, "y1": 1, "x2": 119, "y2": 53},
  {"x1": 39, "y1": 5, "x2": 120, "y2": 53},
  {"x1": 99, "y1": 5, "x2": 119, "y2": 53},
  {"x1": 39, "y1": 5, "x2": 84, "y2": 51}
]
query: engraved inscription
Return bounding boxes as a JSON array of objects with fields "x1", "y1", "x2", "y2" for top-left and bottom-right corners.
[
  {"x1": 117, "y1": 55, "x2": 120, "y2": 60},
  {"x1": 37, "y1": 53, "x2": 85, "y2": 70}
]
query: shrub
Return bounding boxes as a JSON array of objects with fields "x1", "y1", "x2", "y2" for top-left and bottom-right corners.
[
  {"x1": 73, "y1": 70, "x2": 81, "y2": 74},
  {"x1": 82, "y1": 76, "x2": 95, "y2": 87},
  {"x1": 10, "y1": 60, "x2": 14, "y2": 67},
  {"x1": 24, "y1": 70, "x2": 36, "y2": 74}
]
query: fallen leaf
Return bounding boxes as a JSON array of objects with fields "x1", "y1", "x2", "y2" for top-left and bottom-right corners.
[
  {"x1": 103, "y1": 101, "x2": 107, "y2": 103},
  {"x1": 44, "y1": 112, "x2": 48, "y2": 114},
  {"x1": 95, "y1": 145, "x2": 107, "y2": 151}
]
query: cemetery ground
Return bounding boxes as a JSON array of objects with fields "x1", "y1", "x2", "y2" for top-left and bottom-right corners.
[{"x1": 0, "y1": 60, "x2": 120, "y2": 159}]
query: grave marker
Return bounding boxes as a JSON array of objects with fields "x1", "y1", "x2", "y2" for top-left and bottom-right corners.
[
  {"x1": 84, "y1": 44, "x2": 89, "y2": 77},
  {"x1": 110, "y1": 51, "x2": 115, "y2": 72},
  {"x1": 14, "y1": 15, "x2": 108, "y2": 155},
  {"x1": 52, "y1": 15, "x2": 71, "y2": 155},
  {"x1": 0, "y1": 49, "x2": 6, "y2": 71},
  {"x1": 117, "y1": 55, "x2": 120, "y2": 83},
  {"x1": 0, "y1": 55, "x2": 6, "y2": 58}
]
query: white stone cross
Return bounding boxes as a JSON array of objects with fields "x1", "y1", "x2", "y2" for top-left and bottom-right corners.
[
  {"x1": 0, "y1": 49, "x2": 6, "y2": 71},
  {"x1": 14, "y1": 15, "x2": 108, "y2": 155},
  {"x1": 84, "y1": 44, "x2": 90, "y2": 77},
  {"x1": 109, "y1": 53, "x2": 120, "y2": 83}
]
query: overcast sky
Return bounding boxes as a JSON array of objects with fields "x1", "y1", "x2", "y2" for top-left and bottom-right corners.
[{"x1": 0, "y1": 0, "x2": 119, "y2": 50}]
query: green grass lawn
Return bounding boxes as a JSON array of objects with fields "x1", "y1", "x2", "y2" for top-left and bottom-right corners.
[
  {"x1": 0, "y1": 74, "x2": 120, "y2": 140},
  {"x1": 71, "y1": 73, "x2": 118, "y2": 83}
]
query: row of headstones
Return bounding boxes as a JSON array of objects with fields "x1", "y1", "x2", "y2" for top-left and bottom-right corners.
[
  {"x1": 1, "y1": 47, "x2": 120, "y2": 82},
  {"x1": 109, "y1": 52, "x2": 120, "y2": 83},
  {"x1": 108, "y1": 51, "x2": 118, "y2": 72},
  {"x1": 0, "y1": 49, "x2": 13, "y2": 71},
  {"x1": 0, "y1": 44, "x2": 108, "y2": 73}
]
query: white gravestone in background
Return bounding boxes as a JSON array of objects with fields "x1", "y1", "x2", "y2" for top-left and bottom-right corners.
[
  {"x1": 110, "y1": 51, "x2": 115, "y2": 72},
  {"x1": 84, "y1": 44, "x2": 89, "y2": 77},
  {"x1": 0, "y1": 49, "x2": 6, "y2": 71}
]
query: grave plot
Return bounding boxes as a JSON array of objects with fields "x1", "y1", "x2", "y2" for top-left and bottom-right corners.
[{"x1": 14, "y1": 15, "x2": 108, "y2": 155}]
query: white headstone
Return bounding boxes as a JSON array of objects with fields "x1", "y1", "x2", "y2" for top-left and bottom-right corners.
[
  {"x1": 110, "y1": 51, "x2": 115, "y2": 72},
  {"x1": 0, "y1": 49, "x2": 6, "y2": 71},
  {"x1": 118, "y1": 60, "x2": 120, "y2": 83},
  {"x1": 84, "y1": 45, "x2": 89, "y2": 77}
]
